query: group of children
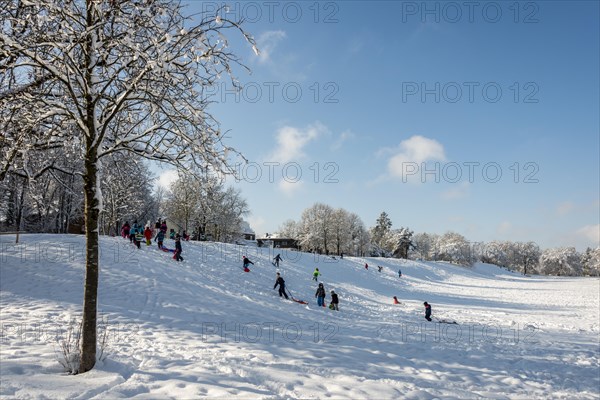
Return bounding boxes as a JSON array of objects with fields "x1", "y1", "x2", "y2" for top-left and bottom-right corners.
[
  {"x1": 241, "y1": 254, "x2": 340, "y2": 311},
  {"x1": 120, "y1": 220, "x2": 153, "y2": 249},
  {"x1": 278, "y1": 258, "x2": 429, "y2": 319},
  {"x1": 122, "y1": 224, "x2": 430, "y2": 318},
  {"x1": 272, "y1": 271, "x2": 340, "y2": 311},
  {"x1": 121, "y1": 219, "x2": 184, "y2": 261}
]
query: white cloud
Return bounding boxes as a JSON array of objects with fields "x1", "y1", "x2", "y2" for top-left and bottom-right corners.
[
  {"x1": 157, "y1": 169, "x2": 178, "y2": 189},
  {"x1": 278, "y1": 179, "x2": 304, "y2": 197},
  {"x1": 441, "y1": 181, "x2": 470, "y2": 200},
  {"x1": 267, "y1": 122, "x2": 328, "y2": 164},
  {"x1": 255, "y1": 30, "x2": 286, "y2": 64},
  {"x1": 496, "y1": 221, "x2": 513, "y2": 235},
  {"x1": 331, "y1": 130, "x2": 355, "y2": 151},
  {"x1": 247, "y1": 216, "x2": 266, "y2": 236},
  {"x1": 556, "y1": 201, "x2": 574, "y2": 216},
  {"x1": 576, "y1": 224, "x2": 600, "y2": 245},
  {"x1": 380, "y1": 135, "x2": 447, "y2": 181},
  {"x1": 263, "y1": 122, "x2": 326, "y2": 196}
]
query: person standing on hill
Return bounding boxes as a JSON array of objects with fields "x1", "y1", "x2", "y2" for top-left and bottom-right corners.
[
  {"x1": 330, "y1": 290, "x2": 339, "y2": 311},
  {"x1": 365, "y1": 263, "x2": 369, "y2": 270},
  {"x1": 144, "y1": 226, "x2": 153, "y2": 246},
  {"x1": 173, "y1": 234, "x2": 184, "y2": 261},
  {"x1": 121, "y1": 221, "x2": 130, "y2": 239},
  {"x1": 312, "y1": 268, "x2": 321, "y2": 281},
  {"x1": 315, "y1": 283, "x2": 326, "y2": 307},
  {"x1": 398, "y1": 269, "x2": 402, "y2": 278},
  {"x1": 274, "y1": 253, "x2": 282, "y2": 267},
  {"x1": 129, "y1": 221, "x2": 138, "y2": 244},
  {"x1": 155, "y1": 229, "x2": 165, "y2": 249},
  {"x1": 130, "y1": 221, "x2": 141, "y2": 249},
  {"x1": 273, "y1": 272, "x2": 289, "y2": 299},
  {"x1": 424, "y1": 302, "x2": 432, "y2": 321}
]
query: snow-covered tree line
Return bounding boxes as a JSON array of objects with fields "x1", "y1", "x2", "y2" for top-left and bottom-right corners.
[
  {"x1": 278, "y1": 207, "x2": 599, "y2": 276},
  {"x1": 277, "y1": 203, "x2": 370, "y2": 256},
  {"x1": 163, "y1": 170, "x2": 249, "y2": 243},
  {"x1": 0, "y1": 150, "x2": 159, "y2": 236},
  {"x1": 411, "y1": 234, "x2": 599, "y2": 276}
]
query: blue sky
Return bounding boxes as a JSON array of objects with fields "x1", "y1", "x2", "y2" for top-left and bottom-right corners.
[{"x1": 167, "y1": 1, "x2": 599, "y2": 250}]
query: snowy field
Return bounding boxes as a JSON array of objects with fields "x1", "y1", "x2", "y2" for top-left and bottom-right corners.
[{"x1": 1, "y1": 234, "x2": 598, "y2": 399}]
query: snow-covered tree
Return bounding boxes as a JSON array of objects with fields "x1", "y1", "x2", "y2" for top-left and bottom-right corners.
[
  {"x1": 481, "y1": 241, "x2": 513, "y2": 269},
  {"x1": 389, "y1": 227, "x2": 414, "y2": 259},
  {"x1": 581, "y1": 247, "x2": 600, "y2": 276},
  {"x1": 277, "y1": 219, "x2": 300, "y2": 239},
  {"x1": 539, "y1": 247, "x2": 583, "y2": 276},
  {"x1": 162, "y1": 170, "x2": 248, "y2": 242},
  {"x1": 0, "y1": 174, "x2": 29, "y2": 237},
  {"x1": 99, "y1": 153, "x2": 155, "y2": 236},
  {"x1": 331, "y1": 208, "x2": 351, "y2": 256},
  {"x1": 347, "y1": 212, "x2": 370, "y2": 256},
  {"x1": 436, "y1": 231, "x2": 473, "y2": 266},
  {"x1": 291, "y1": 205, "x2": 369, "y2": 256},
  {"x1": 1, "y1": 0, "x2": 255, "y2": 372},
  {"x1": 210, "y1": 186, "x2": 249, "y2": 242},
  {"x1": 511, "y1": 242, "x2": 541, "y2": 275},
  {"x1": 165, "y1": 172, "x2": 203, "y2": 234},
  {"x1": 410, "y1": 232, "x2": 439, "y2": 260},
  {"x1": 480, "y1": 241, "x2": 540, "y2": 274},
  {"x1": 0, "y1": 155, "x2": 84, "y2": 236},
  {"x1": 298, "y1": 203, "x2": 335, "y2": 254},
  {"x1": 370, "y1": 211, "x2": 392, "y2": 250}
]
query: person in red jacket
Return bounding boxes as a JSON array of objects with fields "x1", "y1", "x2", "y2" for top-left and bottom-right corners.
[
  {"x1": 144, "y1": 226, "x2": 153, "y2": 246},
  {"x1": 121, "y1": 221, "x2": 130, "y2": 238},
  {"x1": 393, "y1": 296, "x2": 400, "y2": 304}
]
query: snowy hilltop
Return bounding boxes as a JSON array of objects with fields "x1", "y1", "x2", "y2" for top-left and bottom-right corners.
[{"x1": 1, "y1": 234, "x2": 598, "y2": 399}]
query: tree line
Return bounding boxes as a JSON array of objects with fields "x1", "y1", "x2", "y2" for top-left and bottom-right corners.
[
  {"x1": 277, "y1": 208, "x2": 600, "y2": 277},
  {"x1": 0, "y1": 159, "x2": 249, "y2": 244}
]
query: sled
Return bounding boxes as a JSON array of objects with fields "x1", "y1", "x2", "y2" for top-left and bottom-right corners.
[
  {"x1": 285, "y1": 288, "x2": 308, "y2": 304},
  {"x1": 434, "y1": 317, "x2": 458, "y2": 324}
]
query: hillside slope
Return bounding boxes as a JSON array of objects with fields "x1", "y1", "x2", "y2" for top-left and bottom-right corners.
[{"x1": 1, "y1": 234, "x2": 598, "y2": 399}]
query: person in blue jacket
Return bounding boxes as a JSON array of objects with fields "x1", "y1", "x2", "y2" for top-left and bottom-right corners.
[
  {"x1": 315, "y1": 283, "x2": 326, "y2": 307},
  {"x1": 155, "y1": 230, "x2": 165, "y2": 249}
]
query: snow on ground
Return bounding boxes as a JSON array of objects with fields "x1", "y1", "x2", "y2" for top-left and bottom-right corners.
[{"x1": 1, "y1": 234, "x2": 598, "y2": 399}]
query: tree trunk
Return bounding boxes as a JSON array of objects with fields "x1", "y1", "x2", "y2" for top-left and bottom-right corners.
[
  {"x1": 79, "y1": 150, "x2": 100, "y2": 373},
  {"x1": 79, "y1": 0, "x2": 100, "y2": 373},
  {"x1": 15, "y1": 178, "x2": 27, "y2": 244}
]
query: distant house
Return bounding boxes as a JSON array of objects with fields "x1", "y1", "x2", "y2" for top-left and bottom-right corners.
[
  {"x1": 257, "y1": 237, "x2": 298, "y2": 249},
  {"x1": 242, "y1": 232, "x2": 256, "y2": 241},
  {"x1": 239, "y1": 220, "x2": 256, "y2": 241}
]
